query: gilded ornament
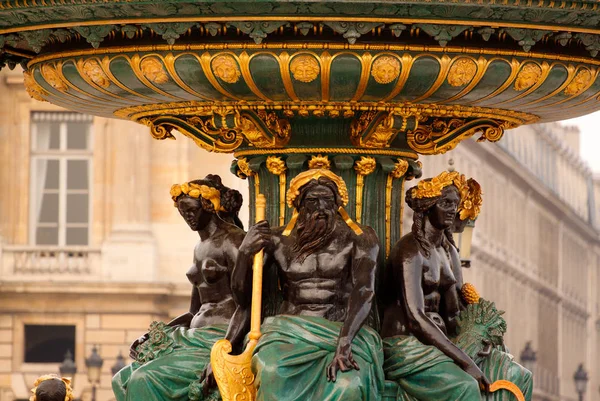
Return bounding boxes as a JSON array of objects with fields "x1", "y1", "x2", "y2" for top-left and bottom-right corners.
[
  {"x1": 266, "y1": 156, "x2": 286, "y2": 175},
  {"x1": 23, "y1": 71, "x2": 46, "y2": 102},
  {"x1": 351, "y1": 111, "x2": 399, "y2": 148},
  {"x1": 41, "y1": 64, "x2": 68, "y2": 92},
  {"x1": 476, "y1": 122, "x2": 509, "y2": 143},
  {"x1": 141, "y1": 57, "x2": 169, "y2": 84},
  {"x1": 236, "y1": 157, "x2": 253, "y2": 177},
  {"x1": 240, "y1": 111, "x2": 291, "y2": 148},
  {"x1": 391, "y1": 159, "x2": 409, "y2": 179},
  {"x1": 411, "y1": 170, "x2": 466, "y2": 199},
  {"x1": 371, "y1": 56, "x2": 400, "y2": 84},
  {"x1": 461, "y1": 283, "x2": 480, "y2": 305},
  {"x1": 140, "y1": 118, "x2": 176, "y2": 140},
  {"x1": 211, "y1": 340, "x2": 257, "y2": 401},
  {"x1": 82, "y1": 59, "x2": 110, "y2": 88},
  {"x1": 354, "y1": 156, "x2": 377, "y2": 176},
  {"x1": 447, "y1": 58, "x2": 477, "y2": 87},
  {"x1": 287, "y1": 169, "x2": 349, "y2": 207},
  {"x1": 290, "y1": 55, "x2": 320, "y2": 83},
  {"x1": 308, "y1": 155, "x2": 331, "y2": 170},
  {"x1": 407, "y1": 117, "x2": 511, "y2": 155},
  {"x1": 354, "y1": 156, "x2": 376, "y2": 224},
  {"x1": 212, "y1": 55, "x2": 241, "y2": 84},
  {"x1": 514, "y1": 63, "x2": 542, "y2": 91},
  {"x1": 170, "y1": 181, "x2": 224, "y2": 211},
  {"x1": 458, "y1": 178, "x2": 482, "y2": 221},
  {"x1": 564, "y1": 69, "x2": 592, "y2": 96}
]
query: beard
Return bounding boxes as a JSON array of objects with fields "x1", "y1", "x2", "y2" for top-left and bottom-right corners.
[{"x1": 292, "y1": 206, "x2": 337, "y2": 263}]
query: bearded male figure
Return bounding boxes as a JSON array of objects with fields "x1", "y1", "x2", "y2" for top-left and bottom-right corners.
[{"x1": 221, "y1": 169, "x2": 384, "y2": 401}]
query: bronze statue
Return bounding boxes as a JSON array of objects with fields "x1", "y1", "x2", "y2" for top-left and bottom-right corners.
[
  {"x1": 29, "y1": 375, "x2": 73, "y2": 401},
  {"x1": 111, "y1": 175, "x2": 245, "y2": 401},
  {"x1": 209, "y1": 169, "x2": 384, "y2": 401},
  {"x1": 380, "y1": 171, "x2": 532, "y2": 401}
]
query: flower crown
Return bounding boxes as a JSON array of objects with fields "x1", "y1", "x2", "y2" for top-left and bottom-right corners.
[
  {"x1": 30, "y1": 375, "x2": 74, "y2": 401},
  {"x1": 286, "y1": 169, "x2": 349, "y2": 208},
  {"x1": 170, "y1": 182, "x2": 225, "y2": 212},
  {"x1": 410, "y1": 170, "x2": 467, "y2": 199},
  {"x1": 458, "y1": 178, "x2": 482, "y2": 221}
]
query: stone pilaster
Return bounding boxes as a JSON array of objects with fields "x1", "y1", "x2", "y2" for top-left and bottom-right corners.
[{"x1": 100, "y1": 119, "x2": 157, "y2": 282}]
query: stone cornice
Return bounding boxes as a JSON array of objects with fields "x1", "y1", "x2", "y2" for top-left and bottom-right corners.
[
  {"x1": 0, "y1": 280, "x2": 189, "y2": 296},
  {"x1": 464, "y1": 137, "x2": 600, "y2": 243}
]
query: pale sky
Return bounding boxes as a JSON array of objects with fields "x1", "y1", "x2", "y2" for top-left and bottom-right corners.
[{"x1": 561, "y1": 112, "x2": 600, "y2": 174}]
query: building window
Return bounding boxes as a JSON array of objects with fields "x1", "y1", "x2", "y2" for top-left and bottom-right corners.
[
  {"x1": 24, "y1": 324, "x2": 76, "y2": 363},
  {"x1": 30, "y1": 112, "x2": 93, "y2": 246}
]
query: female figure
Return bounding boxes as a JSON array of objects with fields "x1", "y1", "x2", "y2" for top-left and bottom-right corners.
[
  {"x1": 381, "y1": 171, "x2": 531, "y2": 401},
  {"x1": 112, "y1": 175, "x2": 245, "y2": 401}
]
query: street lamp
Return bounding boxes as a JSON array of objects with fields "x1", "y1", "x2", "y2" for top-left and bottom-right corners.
[
  {"x1": 85, "y1": 346, "x2": 104, "y2": 401},
  {"x1": 573, "y1": 364, "x2": 589, "y2": 401},
  {"x1": 519, "y1": 342, "x2": 537, "y2": 373},
  {"x1": 111, "y1": 352, "x2": 127, "y2": 376},
  {"x1": 59, "y1": 350, "x2": 77, "y2": 387}
]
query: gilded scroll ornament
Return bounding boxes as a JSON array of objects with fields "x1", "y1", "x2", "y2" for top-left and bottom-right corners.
[
  {"x1": 476, "y1": 122, "x2": 509, "y2": 143},
  {"x1": 350, "y1": 111, "x2": 400, "y2": 148},
  {"x1": 212, "y1": 55, "x2": 241, "y2": 84},
  {"x1": 308, "y1": 155, "x2": 331, "y2": 170},
  {"x1": 514, "y1": 63, "x2": 542, "y2": 91},
  {"x1": 564, "y1": 69, "x2": 592, "y2": 96},
  {"x1": 82, "y1": 59, "x2": 110, "y2": 88},
  {"x1": 241, "y1": 110, "x2": 291, "y2": 148},
  {"x1": 290, "y1": 55, "x2": 320, "y2": 83},
  {"x1": 354, "y1": 156, "x2": 377, "y2": 223},
  {"x1": 371, "y1": 56, "x2": 400, "y2": 84},
  {"x1": 407, "y1": 118, "x2": 512, "y2": 155},
  {"x1": 447, "y1": 58, "x2": 477, "y2": 87},
  {"x1": 23, "y1": 71, "x2": 47, "y2": 102},
  {"x1": 140, "y1": 118, "x2": 176, "y2": 140},
  {"x1": 41, "y1": 64, "x2": 68, "y2": 92},
  {"x1": 141, "y1": 57, "x2": 169, "y2": 84}
]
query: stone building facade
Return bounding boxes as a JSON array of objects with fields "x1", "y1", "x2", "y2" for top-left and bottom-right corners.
[{"x1": 0, "y1": 65, "x2": 598, "y2": 401}]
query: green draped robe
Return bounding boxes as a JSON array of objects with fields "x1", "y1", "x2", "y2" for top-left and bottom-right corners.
[
  {"x1": 112, "y1": 324, "x2": 227, "y2": 401},
  {"x1": 251, "y1": 315, "x2": 385, "y2": 401},
  {"x1": 382, "y1": 335, "x2": 533, "y2": 401}
]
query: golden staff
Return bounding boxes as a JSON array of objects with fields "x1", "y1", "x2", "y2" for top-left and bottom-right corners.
[{"x1": 211, "y1": 193, "x2": 266, "y2": 401}]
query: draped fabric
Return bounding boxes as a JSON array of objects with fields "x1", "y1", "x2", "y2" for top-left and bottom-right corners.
[
  {"x1": 252, "y1": 315, "x2": 385, "y2": 401},
  {"x1": 383, "y1": 335, "x2": 480, "y2": 401},
  {"x1": 112, "y1": 325, "x2": 227, "y2": 401},
  {"x1": 382, "y1": 336, "x2": 533, "y2": 401},
  {"x1": 479, "y1": 349, "x2": 533, "y2": 401}
]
